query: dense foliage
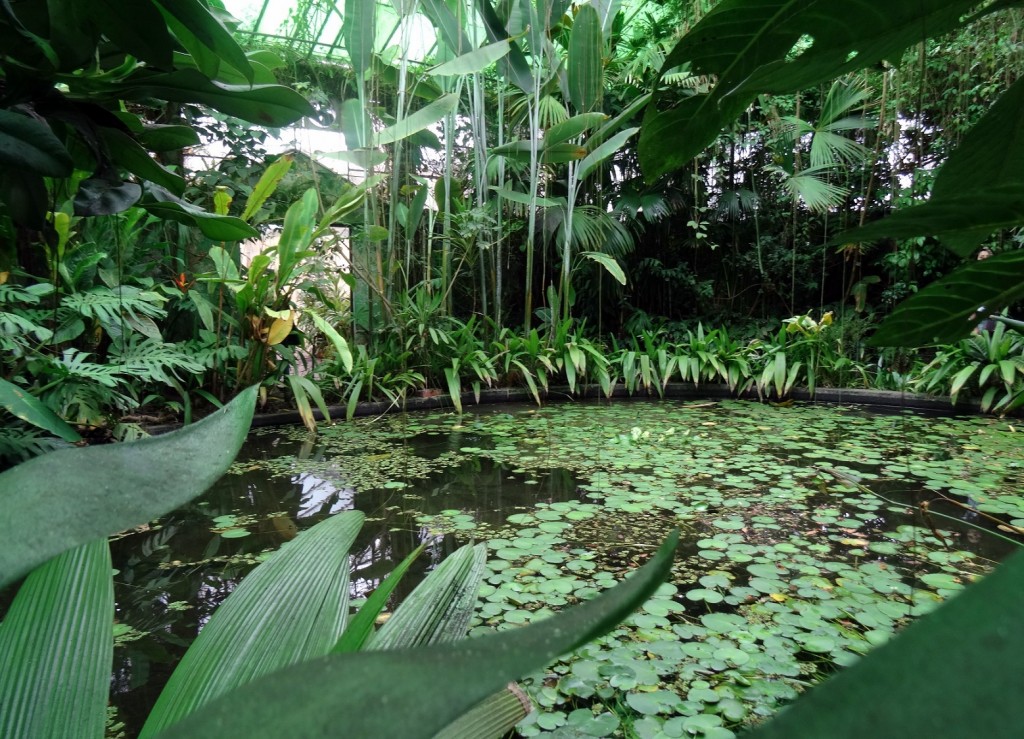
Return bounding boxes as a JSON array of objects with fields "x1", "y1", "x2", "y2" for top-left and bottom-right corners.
[{"x1": 3, "y1": 0, "x2": 1024, "y2": 737}]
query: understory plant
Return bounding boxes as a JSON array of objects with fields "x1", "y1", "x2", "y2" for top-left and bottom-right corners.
[{"x1": 915, "y1": 323, "x2": 1024, "y2": 413}]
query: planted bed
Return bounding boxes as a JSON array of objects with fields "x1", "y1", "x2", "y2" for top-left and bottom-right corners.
[{"x1": 110, "y1": 399, "x2": 1024, "y2": 737}]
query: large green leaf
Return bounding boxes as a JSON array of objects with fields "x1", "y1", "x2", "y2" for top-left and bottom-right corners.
[
  {"x1": 638, "y1": 0, "x2": 976, "y2": 180},
  {"x1": 545, "y1": 112, "x2": 608, "y2": 146},
  {"x1": 376, "y1": 94, "x2": 461, "y2": 147},
  {"x1": 0, "y1": 377, "x2": 81, "y2": 442},
  {"x1": 117, "y1": 70, "x2": 315, "y2": 127},
  {"x1": 582, "y1": 251, "x2": 627, "y2": 285},
  {"x1": 154, "y1": 0, "x2": 254, "y2": 83},
  {"x1": 0, "y1": 385, "x2": 256, "y2": 589},
  {"x1": 276, "y1": 188, "x2": 319, "y2": 283},
  {"x1": 868, "y1": 250, "x2": 1024, "y2": 347},
  {"x1": 491, "y1": 140, "x2": 587, "y2": 164},
  {"x1": 420, "y1": 0, "x2": 473, "y2": 55},
  {"x1": 929, "y1": 75, "x2": 1024, "y2": 256},
  {"x1": 141, "y1": 185, "x2": 259, "y2": 241},
  {"x1": 750, "y1": 548, "x2": 1024, "y2": 738},
  {"x1": 137, "y1": 124, "x2": 201, "y2": 152},
  {"x1": 367, "y1": 543, "x2": 487, "y2": 650},
  {"x1": 140, "y1": 511, "x2": 364, "y2": 737},
  {"x1": 100, "y1": 127, "x2": 186, "y2": 196},
  {"x1": 577, "y1": 127, "x2": 637, "y2": 181},
  {"x1": 427, "y1": 39, "x2": 511, "y2": 76},
  {"x1": 489, "y1": 186, "x2": 561, "y2": 208},
  {"x1": 568, "y1": 4, "x2": 603, "y2": 113},
  {"x1": 0, "y1": 540, "x2": 113, "y2": 739},
  {"x1": 343, "y1": 0, "x2": 377, "y2": 78},
  {"x1": 0, "y1": 109, "x2": 73, "y2": 177},
  {"x1": 156, "y1": 532, "x2": 678, "y2": 739}
]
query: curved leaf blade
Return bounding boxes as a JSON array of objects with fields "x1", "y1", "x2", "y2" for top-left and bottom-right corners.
[
  {"x1": 0, "y1": 385, "x2": 257, "y2": 589},
  {"x1": 0, "y1": 110, "x2": 73, "y2": 177},
  {"x1": 376, "y1": 94, "x2": 460, "y2": 147},
  {"x1": 367, "y1": 543, "x2": 487, "y2": 650}
]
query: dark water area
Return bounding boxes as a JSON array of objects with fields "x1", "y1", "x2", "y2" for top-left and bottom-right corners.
[{"x1": 102, "y1": 399, "x2": 1024, "y2": 735}]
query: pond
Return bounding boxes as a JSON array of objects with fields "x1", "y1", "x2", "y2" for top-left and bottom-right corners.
[{"x1": 108, "y1": 398, "x2": 1024, "y2": 737}]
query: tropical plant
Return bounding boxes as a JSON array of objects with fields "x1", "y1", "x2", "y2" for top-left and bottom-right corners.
[{"x1": 915, "y1": 324, "x2": 1024, "y2": 412}]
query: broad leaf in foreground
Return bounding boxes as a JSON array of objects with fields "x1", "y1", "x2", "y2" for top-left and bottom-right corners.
[
  {"x1": 0, "y1": 385, "x2": 257, "y2": 588},
  {"x1": 157, "y1": 532, "x2": 679, "y2": 739},
  {"x1": 0, "y1": 540, "x2": 113, "y2": 738}
]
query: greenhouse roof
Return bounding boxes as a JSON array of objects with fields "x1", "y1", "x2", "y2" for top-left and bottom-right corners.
[{"x1": 224, "y1": 0, "x2": 457, "y2": 64}]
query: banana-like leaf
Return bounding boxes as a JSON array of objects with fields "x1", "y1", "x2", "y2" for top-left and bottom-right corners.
[
  {"x1": 474, "y1": 0, "x2": 535, "y2": 93},
  {"x1": 92, "y1": 0, "x2": 174, "y2": 67},
  {"x1": 0, "y1": 109, "x2": 73, "y2": 177},
  {"x1": 420, "y1": 0, "x2": 473, "y2": 54},
  {"x1": 0, "y1": 385, "x2": 256, "y2": 589},
  {"x1": 306, "y1": 311, "x2": 353, "y2": 373},
  {"x1": 427, "y1": 39, "x2": 511, "y2": 76},
  {"x1": 117, "y1": 70, "x2": 315, "y2": 127},
  {"x1": 489, "y1": 186, "x2": 561, "y2": 208},
  {"x1": 367, "y1": 543, "x2": 487, "y2": 650},
  {"x1": 154, "y1": 532, "x2": 678, "y2": 739},
  {"x1": 141, "y1": 185, "x2": 259, "y2": 241},
  {"x1": 0, "y1": 540, "x2": 113, "y2": 739},
  {"x1": 568, "y1": 4, "x2": 603, "y2": 113},
  {"x1": 137, "y1": 124, "x2": 201, "y2": 151},
  {"x1": 140, "y1": 511, "x2": 364, "y2": 736},
  {"x1": 0, "y1": 377, "x2": 81, "y2": 442},
  {"x1": 837, "y1": 187, "x2": 1024, "y2": 250},
  {"x1": 376, "y1": 94, "x2": 460, "y2": 147},
  {"x1": 750, "y1": 548, "x2": 1024, "y2": 738},
  {"x1": 491, "y1": 140, "x2": 587, "y2": 164},
  {"x1": 868, "y1": 250, "x2": 1024, "y2": 347},
  {"x1": 344, "y1": 0, "x2": 377, "y2": 78},
  {"x1": 241, "y1": 155, "x2": 293, "y2": 222},
  {"x1": 639, "y1": 0, "x2": 976, "y2": 179},
  {"x1": 277, "y1": 189, "x2": 319, "y2": 283},
  {"x1": 317, "y1": 149, "x2": 388, "y2": 169}
]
